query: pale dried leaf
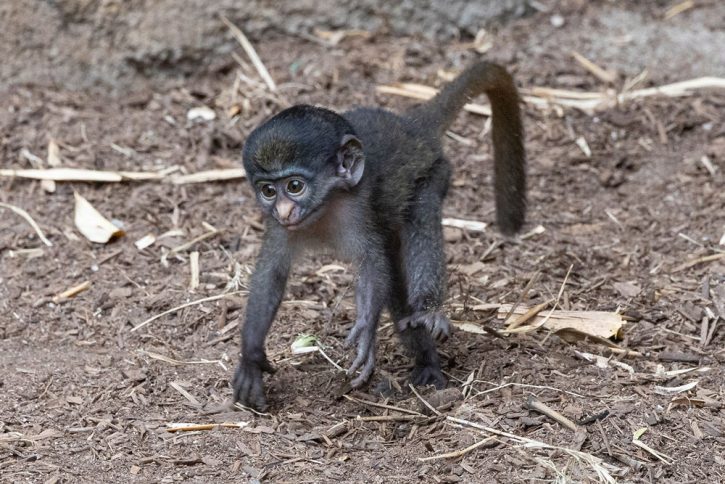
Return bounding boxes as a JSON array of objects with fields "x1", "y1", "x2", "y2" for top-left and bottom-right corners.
[
  {"x1": 654, "y1": 381, "x2": 698, "y2": 395},
  {"x1": 498, "y1": 304, "x2": 624, "y2": 340},
  {"x1": 74, "y1": 192, "x2": 125, "y2": 243},
  {"x1": 613, "y1": 281, "x2": 641, "y2": 298}
]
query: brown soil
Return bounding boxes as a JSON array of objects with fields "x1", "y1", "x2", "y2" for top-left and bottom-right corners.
[{"x1": 1, "y1": 1, "x2": 724, "y2": 483}]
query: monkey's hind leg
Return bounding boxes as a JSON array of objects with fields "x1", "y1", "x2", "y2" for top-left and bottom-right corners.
[
  {"x1": 389, "y1": 268, "x2": 447, "y2": 389},
  {"x1": 395, "y1": 164, "x2": 451, "y2": 342}
]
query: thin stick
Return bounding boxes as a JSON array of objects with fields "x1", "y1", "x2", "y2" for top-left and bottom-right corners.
[
  {"x1": 53, "y1": 280, "x2": 91, "y2": 303},
  {"x1": 166, "y1": 422, "x2": 249, "y2": 432},
  {"x1": 526, "y1": 396, "x2": 581, "y2": 432},
  {"x1": 0, "y1": 202, "x2": 53, "y2": 247},
  {"x1": 220, "y1": 16, "x2": 277, "y2": 92},
  {"x1": 506, "y1": 298, "x2": 553, "y2": 330},
  {"x1": 632, "y1": 439, "x2": 673, "y2": 465},
  {"x1": 446, "y1": 416, "x2": 616, "y2": 483},
  {"x1": 343, "y1": 395, "x2": 424, "y2": 416},
  {"x1": 501, "y1": 271, "x2": 542, "y2": 327},
  {"x1": 408, "y1": 383, "x2": 441, "y2": 416},
  {"x1": 664, "y1": 0, "x2": 694, "y2": 20},
  {"x1": 131, "y1": 291, "x2": 246, "y2": 332},
  {"x1": 169, "y1": 381, "x2": 201, "y2": 407},
  {"x1": 571, "y1": 51, "x2": 616, "y2": 84},
  {"x1": 357, "y1": 415, "x2": 424, "y2": 422},
  {"x1": 170, "y1": 229, "x2": 220, "y2": 254},
  {"x1": 316, "y1": 346, "x2": 345, "y2": 372},
  {"x1": 672, "y1": 253, "x2": 725, "y2": 272},
  {"x1": 418, "y1": 437, "x2": 496, "y2": 462},
  {"x1": 503, "y1": 265, "x2": 572, "y2": 334},
  {"x1": 138, "y1": 349, "x2": 221, "y2": 366},
  {"x1": 472, "y1": 381, "x2": 585, "y2": 399}
]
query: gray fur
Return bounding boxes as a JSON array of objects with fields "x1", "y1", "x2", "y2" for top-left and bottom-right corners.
[{"x1": 233, "y1": 62, "x2": 526, "y2": 410}]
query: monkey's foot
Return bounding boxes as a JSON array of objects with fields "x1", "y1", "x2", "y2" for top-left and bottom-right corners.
[
  {"x1": 344, "y1": 321, "x2": 377, "y2": 388},
  {"x1": 232, "y1": 357, "x2": 275, "y2": 411},
  {"x1": 410, "y1": 364, "x2": 447, "y2": 389},
  {"x1": 397, "y1": 310, "x2": 450, "y2": 341}
]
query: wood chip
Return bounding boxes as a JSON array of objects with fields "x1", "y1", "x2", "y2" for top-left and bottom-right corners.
[{"x1": 189, "y1": 251, "x2": 200, "y2": 291}]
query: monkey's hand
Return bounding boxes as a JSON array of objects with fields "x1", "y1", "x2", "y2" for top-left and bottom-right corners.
[
  {"x1": 232, "y1": 356, "x2": 275, "y2": 411},
  {"x1": 396, "y1": 310, "x2": 450, "y2": 341},
  {"x1": 344, "y1": 320, "x2": 377, "y2": 388}
]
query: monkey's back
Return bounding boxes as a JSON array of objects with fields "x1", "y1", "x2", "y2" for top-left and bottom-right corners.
[{"x1": 343, "y1": 107, "x2": 446, "y2": 222}]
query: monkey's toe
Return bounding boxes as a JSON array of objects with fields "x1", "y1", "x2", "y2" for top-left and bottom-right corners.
[
  {"x1": 398, "y1": 311, "x2": 450, "y2": 341},
  {"x1": 410, "y1": 365, "x2": 447, "y2": 389},
  {"x1": 232, "y1": 358, "x2": 271, "y2": 411}
]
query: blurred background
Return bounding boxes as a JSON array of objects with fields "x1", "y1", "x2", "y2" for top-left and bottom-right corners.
[{"x1": 2, "y1": 0, "x2": 723, "y2": 91}]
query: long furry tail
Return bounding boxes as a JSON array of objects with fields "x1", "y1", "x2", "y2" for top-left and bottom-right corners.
[{"x1": 408, "y1": 62, "x2": 526, "y2": 235}]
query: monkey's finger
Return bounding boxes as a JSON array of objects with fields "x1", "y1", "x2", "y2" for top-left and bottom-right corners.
[
  {"x1": 350, "y1": 351, "x2": 375, "y2": 388},
  {"x1": 348, "y1": 332, "x2": 375, "y2": 375},
  {"x1": 347, "y1": 349, "x2": 365, "y2": 375},
  {"x1": 432, "y1": 325, "x2": 449, "y2": 342},
  {"x1": 344, "y1": 323, "x2": 364, "y2": 348}
]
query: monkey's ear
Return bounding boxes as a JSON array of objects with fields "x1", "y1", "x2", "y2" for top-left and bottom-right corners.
[{"x1": 336, "y1": 134, "x2": 365, "y2": 186}]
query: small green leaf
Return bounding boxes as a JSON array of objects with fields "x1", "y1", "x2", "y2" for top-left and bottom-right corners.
[
  {"x1": 291, "y1": 334, "x2": 318, "y2": 354},
  {"x1": 633, "y1": 427, "x2": 647, "y2": 440}
]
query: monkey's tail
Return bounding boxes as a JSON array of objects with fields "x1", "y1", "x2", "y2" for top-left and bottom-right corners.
[{"x1": 408, "y1": 61, "x2": 526, "y2": 235}]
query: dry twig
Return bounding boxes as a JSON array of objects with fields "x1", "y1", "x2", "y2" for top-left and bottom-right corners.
[
  {"x1": 220, "y1": 15, "x2": 277, "y2": 91},
  {"x1": 0, "y1": 202, "x2": 53, "y2": 247}
]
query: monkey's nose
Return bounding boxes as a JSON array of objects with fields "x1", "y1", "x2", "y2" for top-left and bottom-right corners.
[{"x1": 275, "y1": 197, "x2": 296, "y2": 222}]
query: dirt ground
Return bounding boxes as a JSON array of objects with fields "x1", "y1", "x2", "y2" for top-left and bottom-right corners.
[{"x1": 1, "y1": 1, "x2": 724, "y2": 483}]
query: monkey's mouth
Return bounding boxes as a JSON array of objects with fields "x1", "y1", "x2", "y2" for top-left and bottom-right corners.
[{"x1": 278, "y1": 206, "x2": 323, "y2": 231}]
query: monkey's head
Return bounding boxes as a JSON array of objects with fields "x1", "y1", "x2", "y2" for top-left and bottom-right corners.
[{"x1": 242, "y1": 105, "x2": 364, "y2": 231}]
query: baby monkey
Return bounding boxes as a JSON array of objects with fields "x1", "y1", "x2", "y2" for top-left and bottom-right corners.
[{"x1": 234, "y1": 61, "x2": 526, "y2": 410}]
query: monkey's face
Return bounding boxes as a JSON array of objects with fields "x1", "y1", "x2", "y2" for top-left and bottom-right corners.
[
  {"x1": 242, "y1": 106, "x2": 366, "y2": 232},
  {"x1": 253, "y1": 175, "x2": 320, "y2": 230}
]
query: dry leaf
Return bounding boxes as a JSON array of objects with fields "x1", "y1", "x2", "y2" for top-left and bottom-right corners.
[
  {"x1": 654, "y1": 381, "x2": 698, "y2": 395},
  {"x1": 498, "y1": 304, "x2": 625, "y2": 340},
  {"x1": 74, "y1": 192, "x2": 125, "y2": 243},
  {"x1": 613, "y1": 281, "x2": 641, "y2": 298}
]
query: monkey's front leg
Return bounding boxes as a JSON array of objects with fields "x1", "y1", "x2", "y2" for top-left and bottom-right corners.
[
  {"x1": 345, "y1": 253, "x2": 389, "y2": 388},
  {"x1": 233, "y1": 231, "x2": 291, "y2": 410}
]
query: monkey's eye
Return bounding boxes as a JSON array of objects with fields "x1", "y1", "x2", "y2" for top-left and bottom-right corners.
[
  {"x1": 259, "y1": 183, "x2": 277, "y2": 199},
  {"x1": 286, "y1": 179, "x2": 306, "y2": 195}
]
